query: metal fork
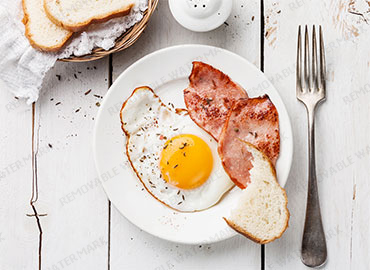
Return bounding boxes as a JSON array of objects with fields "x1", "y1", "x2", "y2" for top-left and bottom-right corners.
[{"x1": 296, "y1": 25, "x2": 327, "y2": 268}]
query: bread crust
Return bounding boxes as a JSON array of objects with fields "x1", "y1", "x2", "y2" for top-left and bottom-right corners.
[
  {"x1": 44, "y1": 0, "x2": 134, "y2": 32},
  {"x1": 223, "y1": 142, "x2": 289, "y2": 244},
  {"x1": 22, "y1": 0, "x2": 73, "y2": 52}
]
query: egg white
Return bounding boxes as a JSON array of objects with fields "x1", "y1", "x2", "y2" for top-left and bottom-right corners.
[{"x1": 121, "y1": 87, "x2": 234, "y2": 212}]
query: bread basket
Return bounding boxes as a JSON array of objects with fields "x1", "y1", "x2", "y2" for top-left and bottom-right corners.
[{"x1": 60, "y1": 0, "x2": 158, "y2": 62}]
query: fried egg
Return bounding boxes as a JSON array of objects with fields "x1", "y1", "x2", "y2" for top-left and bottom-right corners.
[{"x1": 120, "y1": 86, "x2": 234, "y2": 212}]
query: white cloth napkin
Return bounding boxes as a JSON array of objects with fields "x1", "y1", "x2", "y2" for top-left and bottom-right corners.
[{"x1": 0, "y1": 0, "x2": 147, "y2": 104}]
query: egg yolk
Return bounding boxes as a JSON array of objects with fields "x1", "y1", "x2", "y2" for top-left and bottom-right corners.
[{"x1": 159, "y1": 134, "x2": 213, "y2": 190}]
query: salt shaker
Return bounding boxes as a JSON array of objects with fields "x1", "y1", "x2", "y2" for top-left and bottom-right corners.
[{"x1": 169, "y1": 0, "x2": 233, "y2": 32}]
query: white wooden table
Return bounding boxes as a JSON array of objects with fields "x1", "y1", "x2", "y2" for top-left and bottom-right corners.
[{"x1": 1, "y1": 0, "x2": 370, "y2": 269}]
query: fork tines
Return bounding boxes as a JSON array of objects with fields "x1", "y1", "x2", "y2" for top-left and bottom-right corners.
[{"x1": 296, "y1": 25, "x2": 326, "y2": 97}]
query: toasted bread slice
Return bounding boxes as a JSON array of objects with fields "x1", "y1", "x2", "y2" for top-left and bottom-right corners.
[
  {"x1": 224, "y1": 142, "x2": 289, "y2": 244},
  {"x1": 22, "y1": 0, "x2": 73, "y2": 52},
  {"x1": 44, "y1": 0, "x2": 135, "y2": 32}
]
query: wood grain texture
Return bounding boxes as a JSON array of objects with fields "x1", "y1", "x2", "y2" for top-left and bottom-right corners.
[
  {"x1": 2, "y1": 0, "x2": 369, "y2": 269},
  {"x1": 0, "y1": 81, "x2": 38, "y2": 269},
  {"x1": 263, "y1": 0, "x2": 370, "y2": 269},
  {"x1": 110, "y1": 1, "x2": 262, "y2": 269},
  {"x1": 33, "y1": 59, "x2": 110, "y2": 270}
]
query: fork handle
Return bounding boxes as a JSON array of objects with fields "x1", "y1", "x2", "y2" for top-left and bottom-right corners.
[{"x1": 301, "y1": 107, "x2": 327, "y2": 268}]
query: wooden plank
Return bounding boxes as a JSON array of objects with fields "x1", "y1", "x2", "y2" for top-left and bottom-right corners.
[
  {"x1": 110, "y1": 1, "x2": 262, "y2": 269},
  {"x1": 34, "y1": 59, "x2": 110, "y2": 270},
  {"x1": 0, "y1": 81, "x2": 38, "y2": 269},
  {"x1": 264, "y1": 0, "x2": 370, "y2": 269}
]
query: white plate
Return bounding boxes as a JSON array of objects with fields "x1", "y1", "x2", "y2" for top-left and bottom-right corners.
[{"x1": 93, "y1": 45, "x2": 293, "y2": 244}]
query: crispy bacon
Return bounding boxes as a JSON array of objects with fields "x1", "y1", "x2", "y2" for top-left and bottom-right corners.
[
  {"x1": 184, "y1": 62, "x2": 280, "y2": 189},
  {"x1": 218, "y1": 96, "x2": 280, "y2": 189},
  {"x1": 184, "y1": 61, "x2": 248, "y2": 141}
]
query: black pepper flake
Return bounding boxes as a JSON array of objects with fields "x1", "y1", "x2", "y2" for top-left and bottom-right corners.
[
  {"x1": 206, "y1": 98, "x2": 213, "y2": 105},
  {"x1": 94, "y1": 94, "x2": 103, "y2": 99},
  {"x1": 55, "y1": 102, "x2": 61, "y2": 106},
  {"x1": 174, "y1": 164, "x2": 178, "y2": 169},
  {"x1": 183, "y1": 152, "x2": 186, "y2": 157},
  {"x1": 163, "y1": 144, "x2": 168, "y2": 150},
  {"x1": 249, "y1": 131, "x2": 257, "y2": 138},
  {"x1": 177, "y1": 190, "x2": 180, "y2": 195},
  {"x1": 224, "y1": 22, "x2": 229, "y2": 26},
  {"x1": 56, "y1": 74, "x2": 61, "y2": 81},
  {"x1": 179, "y1": 142, "x2": 187, "y2": 149},
  {"x1": 182, "y1": 195, "x2": 185, "y2": 200},
  {"x1": 48, "y1": 143, "x2": 53, "y2": 148},
  {"x1": 85, "y1": 89, "x2": 92, "y2": 95},
  {"x1": 75, "y1": 108, "x2": 80, "y2": 113},
  {"x1": 173, "y1": 128, "x2": 178, "y2": 131},
  {"x1": 74, "y1": 74, "x2": 78, "y2": 79},
  {"x1": 177, "y1": 201, "x2": 182, "y2": 205}
]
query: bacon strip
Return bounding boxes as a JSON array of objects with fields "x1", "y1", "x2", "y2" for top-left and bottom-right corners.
[
  {"x1": 218, "y1": 96, "x2": 280, "y2": 189},
  {"x1": 184, "y1": 61, "x2": 248, "y2": 141}
]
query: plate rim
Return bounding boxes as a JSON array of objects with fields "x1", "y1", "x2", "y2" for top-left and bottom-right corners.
[{"x1": 93, "y1": 44, "x2": 293, "y2": 244}]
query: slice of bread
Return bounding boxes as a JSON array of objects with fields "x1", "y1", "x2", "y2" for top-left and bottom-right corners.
[
  {"x1": 22, "y1": 0, "x2": 73, "y2": 52},
  {"x1": 44, "y1": 0, "x2": 135, "y2": 32},
  {"x1": 224, "y1": 141, "x2": 289, "y2": 244}
]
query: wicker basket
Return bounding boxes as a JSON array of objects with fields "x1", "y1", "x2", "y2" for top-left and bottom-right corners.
[{"x1": 60, "y1": 0, "x2": 158, "y2": 62}]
